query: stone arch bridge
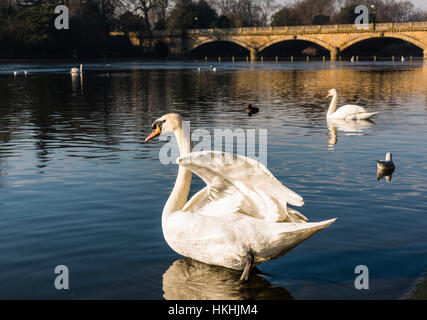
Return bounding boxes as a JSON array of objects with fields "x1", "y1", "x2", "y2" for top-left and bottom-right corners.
[{"x1": 120, "y1": 21, "x2": 427, "y2": 61}]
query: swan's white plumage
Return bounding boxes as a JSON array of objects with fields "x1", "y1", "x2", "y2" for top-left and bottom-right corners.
[
  {"x1": 178, "y1": 151, "x2": 303, "y2": 222},
  {"x1": 329, "y1": 104, "x2": 368, "y2": 119},
  {"x1": 327, "y1": 89, "x2": 378, "y2": 120},
  {"x1": 164, "y1": 205, "x2": 336, "y2": 270},
  {"x1": 150, "y1": 114, "x2": 336, "y2": 271},
  {"x1": 165, "y1": 150, "x2": 335, "y2": 270}
]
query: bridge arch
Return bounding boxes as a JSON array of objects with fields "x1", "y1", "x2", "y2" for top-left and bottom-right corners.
[
  {"x1": 188, "y1": 38, "x2": 255, "y2": 53},
  {"x1": 258, "y1": 35, "x2": 335, "y2": 53},
  {"x1": 339, "y1": 33, "x2": 427, "y2": 53}
]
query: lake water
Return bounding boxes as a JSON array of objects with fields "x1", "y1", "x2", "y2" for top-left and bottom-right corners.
[{"x1": 0, "y1": 60, "x2": 426, "y2": 299}]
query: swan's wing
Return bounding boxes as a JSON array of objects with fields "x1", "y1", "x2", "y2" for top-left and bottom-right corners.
[
  {"x1": 340, "y1": 104, "x2": 366, "y2": 112},
  {"x1": 332, "y1": 104, "x2": 365, "y2": 117},
  {"x1": 177, "y1": 151, "x2": 304, "y2": 222}
]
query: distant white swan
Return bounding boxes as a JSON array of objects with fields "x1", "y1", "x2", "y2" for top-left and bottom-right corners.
[
  {"x1": 145, "y1": 113, "x2": 336, "y2": 281},
  {"x1": 71, "y1": 64, "x2": 83, "y2": 74},
  {"x1": 326, "y1": 89, "x2": 378, "y2": 120}
]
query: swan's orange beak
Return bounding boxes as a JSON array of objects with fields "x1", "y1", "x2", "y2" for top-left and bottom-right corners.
[
  {"x1": 145, "y1": 125, "x2": 161, "y2": 142},
  {"x1": 325, "y1": 94, "x2": 330, "y2": 99}
]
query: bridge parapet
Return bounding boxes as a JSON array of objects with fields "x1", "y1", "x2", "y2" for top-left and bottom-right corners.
[
  {"x1": 164, "y1": 21, "x2": 427, "y2": 37},
  {"x1": 122, "y1": 21, "x2": 427, "y2": 60}
]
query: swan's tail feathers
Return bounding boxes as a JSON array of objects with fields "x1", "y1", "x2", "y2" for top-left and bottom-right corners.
[
  {"x1": 285, "y1": 207, "x2": 309, "y2": 223},
  {"x1": 273, "y1": 218, "x2": 337, "y2": 256},
  {"x1": 357, "y1": 112, "x2": 378, "y2": 120},
  {"x1": 285, "y1": 218, "x2": 337, "y2": 234}
]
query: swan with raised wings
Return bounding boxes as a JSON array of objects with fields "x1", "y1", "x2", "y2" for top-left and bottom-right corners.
[
  {"x1": 326, "y1": 89, "x2": 378, "y2": 120},
  {"x1": 145, "y1": 113, "x2": 336, "y2": 281}
]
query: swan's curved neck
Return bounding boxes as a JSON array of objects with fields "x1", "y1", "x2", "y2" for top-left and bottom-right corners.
[
  {"x1": 327, "y1": 93, "x2": 338, "y2": 117},
  {"x1": 162, "y1": 125, "x2": 193, "y2": 218}
]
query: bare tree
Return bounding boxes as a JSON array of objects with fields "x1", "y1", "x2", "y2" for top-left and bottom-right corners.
[
  {"x1": 152, "y1": 0, "x2": 169, "y2": 29},
  {"x1": 133, "y1": 0, "x2": 162, "y2": 30},
  {"x1": 215, "y1": 0, "x2": 234, "y2": 15},
  {"x1": 258, "y1": 0, "x2": 278, "y2": 26},
  {"x1": 395, "y1": 1, "x2": 413, "y2": 22},
  {"x1": 128, "y1": 0, "x2": 163, "y2": 49},
  {"x1": 98, "y1": 0, "x2": 125, "y2": 30}
]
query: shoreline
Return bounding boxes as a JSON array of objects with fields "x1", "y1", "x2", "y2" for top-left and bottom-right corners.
[
  {"x1": 0, "y1": 57, "x2": 175, "y2": 63},
  {"x1": 0, "y1": 55, "x2": 424, "y2": 64},
  {"x1": 403, "y1": 272, "x2": 427, "y2": 300}
]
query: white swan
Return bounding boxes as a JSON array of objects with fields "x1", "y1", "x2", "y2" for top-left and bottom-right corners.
[
  {"x1": 145, "y1": 113, "x2": 336, "y2": 281},
  {"x1": 71, "y1": 64, "x2": 83, "y2": 74},
  {"x1": 326, "y1": 89, "x2": 378, "y2": 120}
]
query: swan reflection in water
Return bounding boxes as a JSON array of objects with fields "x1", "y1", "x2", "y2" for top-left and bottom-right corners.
[
  {"x1": 71, "y1": 72, "x2": 83, "y2": 95},
  {"x1": 327, "y1": 119, "x2": 374, "y2": 146},
  {"x1": 162, "y1": 258, "x2": 293, "y2": 300}
]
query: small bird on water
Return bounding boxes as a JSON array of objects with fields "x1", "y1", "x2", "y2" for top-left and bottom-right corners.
[
  {"x1": 246, "y1": 104, "x2": 259, "y2": 116},
  {"x1": 377, "y1": 152, "x2": 395, "y2": 171}
]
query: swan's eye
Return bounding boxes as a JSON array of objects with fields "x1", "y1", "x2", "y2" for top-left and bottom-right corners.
[{"x1": 152, "y1": 120, "x2": 165, "y2": 130}]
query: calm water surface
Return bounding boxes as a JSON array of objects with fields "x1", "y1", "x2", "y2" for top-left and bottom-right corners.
[{"x1": 0, "y1": 61, "x2": 426, "y2": 299}]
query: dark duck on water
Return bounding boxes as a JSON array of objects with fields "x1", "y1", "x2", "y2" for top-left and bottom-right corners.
[{"x1": 246, "y1": 104, "x2": 259, "y2": 116}]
